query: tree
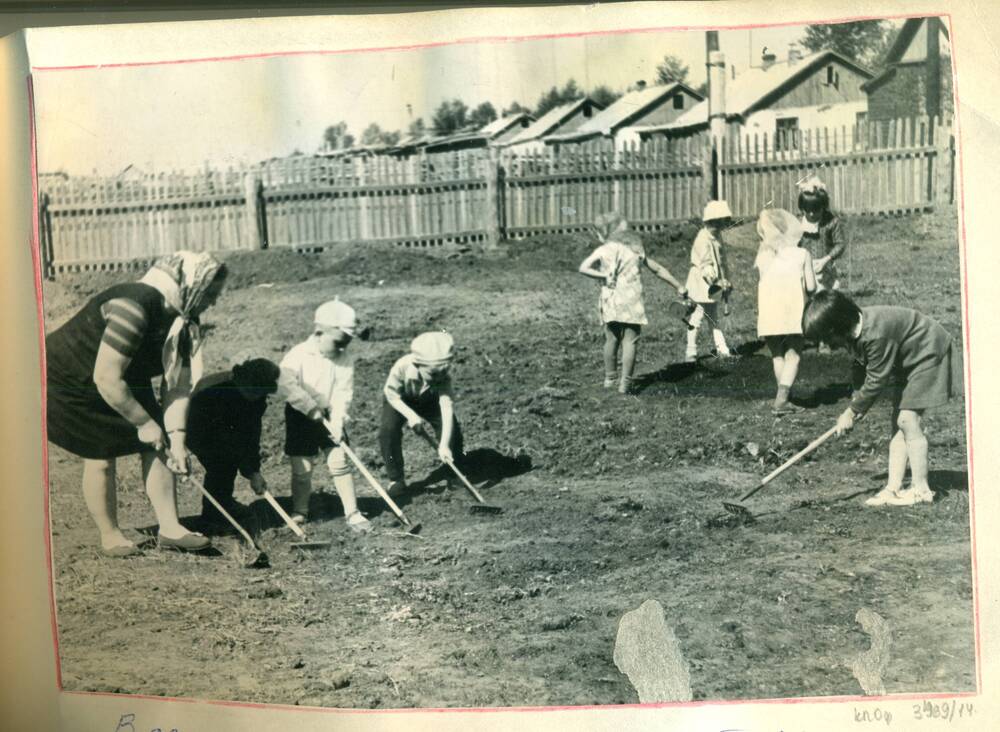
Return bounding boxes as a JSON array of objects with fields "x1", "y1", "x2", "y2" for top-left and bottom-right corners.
[
  {"x1": 655, "y1": 54, "x2": 690, "y2": 85},
  {"x1": 590, "y1": 85, "x2": 622, "y2": 108},
  {"x1": 801, "y1": 20, "x2": 892, "y2": 69},
  {"x1": 322, "y1": 122, "x2": 354, "y2": 151},
  {"x1": 534, "y1": 79, "x2": 584, "y2": 117},
  {"x1": 468, "y1": 101, "x2": 498, "y2": 128},
  {"x1": 503, "y1": 101, "x2": 530, "y2": 116},
  {"x1": 408, "y1": 117, "x2": 427, "y2": 138},
  {"x1": 431, "y1": 99, "x2": 470, "y2": 135},
  {"x1": 360, "y1": 123, "x2": 385, "y2": 147}
]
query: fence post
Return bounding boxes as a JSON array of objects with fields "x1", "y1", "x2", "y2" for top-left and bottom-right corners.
[
  {"x1": 243, "y1": 172, "x2": 266, "y2": 250},
  {"x1": 483, "y1": 150, "x2": 502, "y2": 249},
  {"x1": 38, "y1": 192, "x2": 54, "y2": 279}
]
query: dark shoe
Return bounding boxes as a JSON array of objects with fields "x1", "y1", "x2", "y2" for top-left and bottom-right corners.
[
  {"x1": 100, "y1": 543, "x2": 142, "y2": 558},
  {"x1": 158, "y1": 531, "x2": 212, "y2": 552},
  {"x1": 387, "y1": 480, "x2": 407, "y2": 499}
]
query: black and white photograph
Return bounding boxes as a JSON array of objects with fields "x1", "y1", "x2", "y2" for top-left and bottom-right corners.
[{"x1": 26, "y1": 6, "x2": 976, "y2": 714}]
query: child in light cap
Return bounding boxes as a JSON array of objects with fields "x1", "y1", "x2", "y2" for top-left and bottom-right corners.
[
  {"x1": 379, "y1": 331, "x2": 465, "y2": 495},
  {"x1": 685, "y1": 200, "x2": 734, "y2": 361},
  {"x1": 278, "y1": 299, "x2": 371, "y2": 533}
]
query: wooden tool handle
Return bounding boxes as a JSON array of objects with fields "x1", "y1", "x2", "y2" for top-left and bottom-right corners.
[
  {"x1": 262, "y1": 491, "x2": 307, "y2": 538},
  {"x1": 417, "y1": 431, "x2": 487, "y2": 504},
  {"x1": 187, "y1": 476, "x2": 258, "y2": 547},
  {"x1": 739, "y1": 425, "x2": 839, "y2": 502}
]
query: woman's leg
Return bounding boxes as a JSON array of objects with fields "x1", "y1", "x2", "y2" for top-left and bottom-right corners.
[
  {"x1": 619, "y1": 325, "x2": 640, "y2": 393},
  {"x1": 82, "y1": 458, "x2": 133, "y2": 550},
  {"x1": 603, "y1": 323, "x2": 621, "y2": 385},
  {"x1": 141, "y1": 451, "x2": 189, "y2": 539}
]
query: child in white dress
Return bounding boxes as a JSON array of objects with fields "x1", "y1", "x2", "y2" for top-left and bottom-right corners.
[
  {"x1": 756, "y1": 208, "x2": 817, "y2": 413},
  {"x1": 579, "y1": 213, "x2": 687, "y2": 394}
]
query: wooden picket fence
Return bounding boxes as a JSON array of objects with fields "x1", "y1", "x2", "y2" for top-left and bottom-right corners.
[
  {"x1": 37, "y1": 116, "x2": 955, "y2": 277},
  {"x1": 719, "y1": 115, "x2": 953, "y2": 217},
  {"x1": 501, "y1": 135, "x2": 707, "y2": 238}
]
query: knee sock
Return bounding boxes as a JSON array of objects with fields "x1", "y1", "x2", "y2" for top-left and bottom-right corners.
[
  {"x1": 291, "y1": 472, "x2": 312, "y2": 516},
  {"x1": 333, "y1": 473, "x2": 359, "y2": 517}
]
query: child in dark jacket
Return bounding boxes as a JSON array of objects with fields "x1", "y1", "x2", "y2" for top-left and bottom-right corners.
[
  {"x1": 803, "y1": 290, "x2": 954, "y2": 507},
  {"x1": 186, "y1": 357, "x2": 281, "y2": 530}
]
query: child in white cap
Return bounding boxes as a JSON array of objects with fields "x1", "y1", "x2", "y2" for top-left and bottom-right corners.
[
  {"x1": 278, "y1": 299, "x2": 371, "y2": 533},
  {"x1": 685, "y1": 200, "x2": 734, "y2": 362},
  {"x1": 379, "y1": 331, "x2": 464, "y2": 495}
]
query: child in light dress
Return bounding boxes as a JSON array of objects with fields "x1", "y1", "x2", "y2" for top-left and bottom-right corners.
[
  {"x1": 578, "y1": 213, "x2": 688, "y2": 394},
  {"x1": 685, "y1": 201, "x2": 734, "y2": 362},
  {"x1": 755, "y1": 208, "x2": 817, "y2": 414}
]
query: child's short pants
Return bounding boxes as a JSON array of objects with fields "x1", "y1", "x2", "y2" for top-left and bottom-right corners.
[{"x1": 284, "y1": 403, "x2": 334, "y2": 457}]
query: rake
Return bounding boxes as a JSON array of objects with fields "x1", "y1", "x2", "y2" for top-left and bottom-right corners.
[
  {"x1": 418, "y1": 431, "x2": 504, "y2": 514},
  {"x1": 260, "y1": 490, "x2": 331, "y2": 550},
  {"x1": 722, "y1": 425, "x2": 838, "y2": 519}
]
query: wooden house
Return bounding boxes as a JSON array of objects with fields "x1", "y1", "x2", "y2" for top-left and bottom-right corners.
[
  {"x1": 544, "y1": 82, "x2": 703, "y2": 148},
  {"x1": 500, "y1": 97, "x2": 604, "y2": 154},
  {"x1": 621, "y1": 49, "x2": 873, "y2": 146},
  {"x1": 862, "y1": 17, "x2": 952, "y2": 123}
]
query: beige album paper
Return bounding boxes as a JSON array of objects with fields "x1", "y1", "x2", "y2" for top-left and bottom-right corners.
[{"x1": 3, "y1": 1, "x2": 1000, "y2": 730}]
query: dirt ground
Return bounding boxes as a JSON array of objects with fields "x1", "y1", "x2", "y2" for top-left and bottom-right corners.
[{"x1": 43, "y1": 209, "x2": 975, "y2": 709}]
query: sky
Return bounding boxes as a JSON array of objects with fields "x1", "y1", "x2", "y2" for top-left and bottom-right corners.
[{"x1": 31, "y1": 22, "x2": 845, "y2": 176}]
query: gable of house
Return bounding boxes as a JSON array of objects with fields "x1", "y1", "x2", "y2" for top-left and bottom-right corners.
[{"x1": 864, "y1": 17, "x2": 952, "y2": 121}]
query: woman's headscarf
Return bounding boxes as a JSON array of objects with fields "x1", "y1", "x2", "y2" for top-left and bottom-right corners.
[
  {"x1": 139, "y1": 250, "x2": 224, "y2": 389},
  {"x1": 755, "y1": 208, "x2": 803, "y2": 270}
]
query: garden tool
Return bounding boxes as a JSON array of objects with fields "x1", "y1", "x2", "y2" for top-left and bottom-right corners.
[
  {"x1": 261, "y1": 490, "x2": 331, "y2": 550},
  {"x1": 322, "y1": 420, "x2": 422, "y2": 535},
  {"x1": 722, "y1": 425, "x2": 839, "y2": 519},
  {"x1": 180, "y1": 472, "x2": 269, "y2": 568},
  {"x1": 418, "y1": 431, "x2": 503, "y2": 514}
]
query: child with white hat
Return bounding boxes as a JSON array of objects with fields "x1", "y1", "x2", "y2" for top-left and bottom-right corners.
[
  {"x1": 685, "y1": 200, "x2": 734, "y2": 362},
  {"x1": 278, "y1": 299, "x2": 371, "y2": 533},
  {"x1": 379, "y1": 331, "x2": 464, "y2": 495}
]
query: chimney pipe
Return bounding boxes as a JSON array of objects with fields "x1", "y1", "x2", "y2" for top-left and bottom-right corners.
[
  {"x1": 708, "y1": 50, "x2": 726, "y2": 141},
  {"x1": 761, "y1": 47, "x2": 777, "y2": 70}
]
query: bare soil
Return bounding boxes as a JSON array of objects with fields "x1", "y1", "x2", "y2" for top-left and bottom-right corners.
[{"x1": 44, "y1": 210, "x2": 975, "y2": 708}]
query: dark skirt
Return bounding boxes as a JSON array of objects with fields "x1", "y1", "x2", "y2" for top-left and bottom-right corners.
[
  {"x1": 46, "y1": 376, "x2": 163, "y2": 460},
  {"x1": 898, "y1": 344, "x2": 954, "y2": 411}
]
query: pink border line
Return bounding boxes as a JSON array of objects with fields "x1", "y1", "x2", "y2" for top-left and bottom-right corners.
[
  {"x1": 30, "y1": 8, "x2": 980, "y2": 716},
  {"x1": 31, "y1": 11, "x2": 940, "y2": 73},
  {"x1": 945, "y1": 13, "x2": 981, "y2": 695},
  {"x1": 27, "y1": 73, "x2": 63, "y2": 691}
]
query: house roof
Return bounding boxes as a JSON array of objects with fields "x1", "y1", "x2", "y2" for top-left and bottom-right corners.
[
  {"x1": 501, "y1": 97, "x2": 604, "y2": 146},
  {"x1": 628, "y1": 49, "x2": 874, "y2": 135},
  {"x1": 861, "y1": 17, "x2": 949, "y2": 92},
  {"x1": 479, "y1": 112, "x2": 535, "y2": 138},
  {"x1": 547, "y1": 82, "x2": 702, "y2": 141}
]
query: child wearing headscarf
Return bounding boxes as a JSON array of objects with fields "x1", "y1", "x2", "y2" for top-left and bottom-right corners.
[{"x1": 756, "y1": 208, "x2": 818, "y2": 413}]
